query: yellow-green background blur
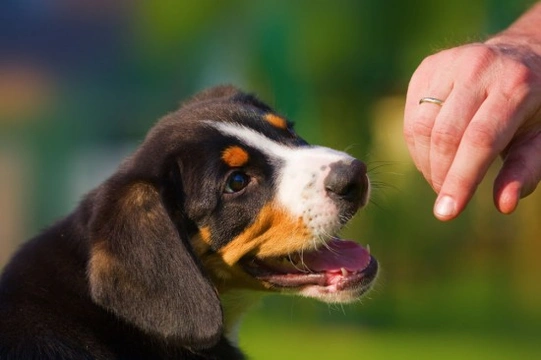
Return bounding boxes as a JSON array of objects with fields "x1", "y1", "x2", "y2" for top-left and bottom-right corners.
[{"x1": 1, "y1": 1, "x2": 540, "y2": 359}]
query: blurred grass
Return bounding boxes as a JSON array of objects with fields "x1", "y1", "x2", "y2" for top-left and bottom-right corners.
[{"x1": 240, "y1": 315, "x2": 541, "y2": 360}]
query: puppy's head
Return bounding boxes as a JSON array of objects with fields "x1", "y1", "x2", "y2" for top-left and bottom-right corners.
[
  {"x1": 177, "y1": 86, "x2": 377, "y2": 302},
  {"x1": 87, "y1": 86, "x2": 377, "y2": 347}
]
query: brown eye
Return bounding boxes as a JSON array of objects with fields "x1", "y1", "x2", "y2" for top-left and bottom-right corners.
[{"x1": 225, "y1": 171, "x2": 250, "y2": 193}]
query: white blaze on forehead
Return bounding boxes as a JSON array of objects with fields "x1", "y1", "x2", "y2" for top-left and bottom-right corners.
[
  {"x1": 208, "y1": 121, "x2": 291, "y2": 159},
  {"x1": 209, "y1": 121, "x2": 358, "y2": 240}
]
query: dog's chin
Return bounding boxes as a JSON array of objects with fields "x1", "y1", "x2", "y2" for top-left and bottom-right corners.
[{"x1": 239, "y1": 238, "x2": 378, "y2": 303}]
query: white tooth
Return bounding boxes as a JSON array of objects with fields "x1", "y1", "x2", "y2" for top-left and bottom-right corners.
[
  {"x1": 341, "y1": 267, "x2": 348, "y2": 277},
  {"x1": 366, "y1": 244, "x2": 371, "y2": 254}
]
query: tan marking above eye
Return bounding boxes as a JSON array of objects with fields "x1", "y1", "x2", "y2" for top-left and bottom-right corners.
[
  {"x1": 264, "y1": 113, "x2": 288, "y2": 130},
  {"x1": 221, "y1": 145, "x2": 250, "y2": 167}
]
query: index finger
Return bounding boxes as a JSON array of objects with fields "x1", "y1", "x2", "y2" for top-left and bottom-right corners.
[{"x1": 434, "y1": 92, "x2": 522, "y2": 220}]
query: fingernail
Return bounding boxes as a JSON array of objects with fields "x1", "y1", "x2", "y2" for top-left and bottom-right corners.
[{"x1": 434, "y1": 195, "x2": 456, "y2": 218}]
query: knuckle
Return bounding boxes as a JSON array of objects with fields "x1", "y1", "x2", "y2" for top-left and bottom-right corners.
[
  {"x1": 445, "y1": 170, "x2": 480, "y2": 194},
  {"x1": 410, "y1": 59, "x2": 434, "y2": 85},
  {"x1": 510, "y1": 62, "x2": 533, "y2": 84},
  {"x1": 458, "y1": 48, "x2": 497, "y2": 83},
  {"x1": 419, "y1": 53, "x2": 440, "y2": 68},
  {"x1": 413, "y1": 52, "x2": 448, "y2": 79},
  {"x1": 403, "y1": 124, "x2": 415, "y2": 142},
  {"x1": 412, "y1": 118, "x2": 434, "y2": 139},
  {"x1": 431, "y1": 125, "x2": 462, "y2": 150},
  {"x1": 499, "y1": 64, "x2": 539, "y2": 102},
  {"x1": 502, "y1": 63, "x2": 532, "y2": 88},
  {"x1": 464, "y1": 45, "x2": 497, "y2": 69},
  {"x1": 463, "y1": 122, "x2": 498, "y2": 149}
]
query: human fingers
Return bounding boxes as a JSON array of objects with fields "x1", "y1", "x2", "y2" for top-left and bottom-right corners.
[
  {"x1": 428, "y1": 86, "x2": 485, "y2": 194},
  {"x1": 404, "y1": 54, "x2": 453, "y2": 188},
  {"x1": 494, "y1": 128, "x2": 541, "y2": 214},
  {"x1": 433, "y1": 91, "x2": 525, "y2": 221},
  {"x1": 431, "y1": 40, "x2": 541, "y2": 220}
]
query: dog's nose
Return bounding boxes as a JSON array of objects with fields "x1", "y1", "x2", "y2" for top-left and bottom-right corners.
[{"x1": 324, "y1": 159, "x2": 368, "y2": 216}]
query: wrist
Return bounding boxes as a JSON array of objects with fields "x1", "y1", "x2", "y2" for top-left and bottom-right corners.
[
  {"x1": 485, "y1": 33, "x2": 541, "y2": 56},
  {"x1": 485, "y1": 3, "x2": 541, "y2": 54}
]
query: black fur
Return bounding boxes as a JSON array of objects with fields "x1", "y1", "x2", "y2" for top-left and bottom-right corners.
[{"x1": 0, "y1": 86, "x2": 300, "y2": 359}]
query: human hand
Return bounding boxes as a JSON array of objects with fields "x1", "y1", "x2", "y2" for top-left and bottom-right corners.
[{"x1": 403, "y1": 36, "x2": 541, "y2": 221}]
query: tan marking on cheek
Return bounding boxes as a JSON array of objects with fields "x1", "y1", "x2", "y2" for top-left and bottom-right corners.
[
  {"x1": 222, "y1": 146, "x2": 250, "y2": 167},
  {"x1": 218, "y1": 202, "x2": 310, "y2": 266},
  {"x1": 264, "y1": 113, "x2": 288, "y2": 129},
  {"x1": 191, "y1": 227, "x2": 212, "y2": 256}
]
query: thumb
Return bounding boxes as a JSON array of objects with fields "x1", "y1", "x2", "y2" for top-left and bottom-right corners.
[{"x1": 494, "y1": 130, "x2": 541, "y2": 214}]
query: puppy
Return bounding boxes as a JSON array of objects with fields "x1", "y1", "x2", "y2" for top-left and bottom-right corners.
[{"x1": 0, "y1": 86, "x2": 378, "y2": 359}]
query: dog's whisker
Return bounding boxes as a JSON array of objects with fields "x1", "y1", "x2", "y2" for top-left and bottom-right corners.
[
  {"x1": 298, "y1": 247, "x2": 310, "y2": 273},
  {"x1": 286, "y1": 250, "x2": 309, "y2": 273},
  {"x1": 366, "y1": 160, "x2": 401, "y2": 172}
]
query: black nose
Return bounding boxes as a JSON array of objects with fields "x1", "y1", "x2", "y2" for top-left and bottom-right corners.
[{"x1": 324, "y1": 159, "x2": 368, "y2": 218}]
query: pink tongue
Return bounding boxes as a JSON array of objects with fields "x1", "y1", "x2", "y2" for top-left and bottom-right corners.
[{"x1": 302, "y1": 239, "x2": 370, "y2": 272}]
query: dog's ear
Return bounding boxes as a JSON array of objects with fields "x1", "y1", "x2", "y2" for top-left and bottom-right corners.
[{"x1": 87, "y1": 174, "x2": 222, "y2": 347}]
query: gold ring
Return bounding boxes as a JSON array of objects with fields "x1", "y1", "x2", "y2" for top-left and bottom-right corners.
[{"x1": 419, "y1": 97, "x2": 444, "y2": 106}]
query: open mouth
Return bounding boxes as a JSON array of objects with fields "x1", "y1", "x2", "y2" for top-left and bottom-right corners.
[{"x1": 240, "y1": 238, "x2": 377, "y2": 298}]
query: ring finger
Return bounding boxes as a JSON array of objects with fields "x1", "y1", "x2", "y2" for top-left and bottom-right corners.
[{"x1": 409, "y1": 84, "x2": 452, "y2": 188}]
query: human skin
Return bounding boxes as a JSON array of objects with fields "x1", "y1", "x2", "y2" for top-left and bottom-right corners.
[{"x1": 403, "y1": 2, "x2": 541, "y2": 221}]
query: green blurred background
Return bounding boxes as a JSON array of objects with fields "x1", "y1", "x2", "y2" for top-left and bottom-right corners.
[{"x1": 1, "y1": 1, "x2": 540, "y2": 359}]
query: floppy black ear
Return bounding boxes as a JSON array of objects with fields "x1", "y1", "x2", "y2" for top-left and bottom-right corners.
[{"x1": 87, "y1": 175, "x2": 222, "y2": 347}]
